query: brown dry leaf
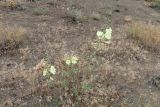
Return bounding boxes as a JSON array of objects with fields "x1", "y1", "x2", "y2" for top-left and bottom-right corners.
[{"x1": 34, "y1": 59, "x2": 46, "y2": 71}]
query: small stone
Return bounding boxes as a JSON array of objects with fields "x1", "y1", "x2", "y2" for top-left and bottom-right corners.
[{"x1": 124, "y1": 15, "x2": 132, "y2": 22}]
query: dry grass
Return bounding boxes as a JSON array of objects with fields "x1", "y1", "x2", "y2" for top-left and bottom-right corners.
[
  {"x1": 120, "y1": 92, "x2": 160, "y2": 107},
  {"x1": 145, "y1": 0, "x2": 160, "y2": 11},
  {"x1": 126, "y1": 21, "x2": 160, "y2": 51},
  {"x1": 0, "y1": 0, "x2": 21, "y2": 9},
  {"x1": 0, "y1": 25, "x2": 26, "y2": 49}
]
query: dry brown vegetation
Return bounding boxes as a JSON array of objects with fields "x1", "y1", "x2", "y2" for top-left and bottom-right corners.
[
  {"x1": 0, "y1": 25, "x2": 26, "y2": 49},
  {"x1": 0, "y1": 0, "x2": 21, "y2": 9},
  {"x1": 126, "y1": 21, "x2": 160, "y2": 51},
  {"x1": 145, "y1": 0, "x2": 160, "y2": 11}
]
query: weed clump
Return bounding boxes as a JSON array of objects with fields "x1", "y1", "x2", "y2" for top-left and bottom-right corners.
[
  {"x1": 2, "y1": 0, "x2": 21, "y2": 10},
  {"x1": 0, "y1": 25, "x2": 26, "y2": 50},
  {"x1": 32, "y1": 8, "x2": 49, "y2": 16},
  {"x1": 67, "y1": 9, "x2": 88, "y2": 23},
  {"x1": 145, "y1": 0, "x2": 160, "y2": 11},
  {"x1": 126, "y1": 21, "x2": 160, "y2": 51}
]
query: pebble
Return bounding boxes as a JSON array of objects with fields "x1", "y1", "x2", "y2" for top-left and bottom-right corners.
[{"x1": 124, "y1": 15, "x2": 132, "y2": 22}]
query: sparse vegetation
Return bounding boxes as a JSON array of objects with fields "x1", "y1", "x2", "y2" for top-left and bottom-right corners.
[
  {"x1": 0, "y1": 25, "x2": 26, "y2": 49},
  {"x1": 0, "y1": 0, "x2": 160, "y2": 106},
  {"x1": 126, "y1": 21, "x2": 160, "y2": 51},
  {"x1": 39, "y1": 28, "x2": 112, "y2": 105},
  {"x1": 32, "y1": 8, "x2": 49, "y2": 16},
  {"x1": 145, "y1": 0, "x2": 160, "y2": 11},
  {"x1": 91, "y1": 27, "x2": 112, "y2": 52},
  {"x1": 67, "y1": 9, "x2": 88, "y2": 23}
]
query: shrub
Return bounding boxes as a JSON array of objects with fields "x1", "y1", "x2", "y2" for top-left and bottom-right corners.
[
  {"x1": 0, "y1": 25, "x2": 26, "y2": 49},
  {"x1": 2, "y1": 0, "x2": 21, "y2": 10},
  {"x1": 145, "y1": 0, "x2": 160, "y2": 11},
  {"x1": 42, "y1": 55, "x2": 88, "y2": 106},
  {"x1": 32, "y1": 8, "x2": 49, "y2": 16},
  {"x1": 67, "y1": 9, "x2": 88, "y2": 23},
  {"x1": 126, "y1": 21, "x2": 160, "y2": 51}
]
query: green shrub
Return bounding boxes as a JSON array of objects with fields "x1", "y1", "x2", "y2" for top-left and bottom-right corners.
[{"x1": 32, "y1": 8, "x2": 49, "y2": 16}]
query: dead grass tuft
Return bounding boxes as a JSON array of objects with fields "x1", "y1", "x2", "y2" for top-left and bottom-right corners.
[
  {"x1": 0, "y1": 25, "x2": 26, "y2": 49},
  {"x1": 126, "y1": 21, "x2": 160, "y2": 51},
  {"x1": 0, "y1": 0, "x2": 21, "y2": 10},
  {"x1": 145, "y1": 0, "x2": 160, "y2": 11}
]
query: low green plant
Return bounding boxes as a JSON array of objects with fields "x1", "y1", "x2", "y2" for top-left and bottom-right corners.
[
  {"x1": 41, "y1": 27, "x2": 112, "y2": 105},
  {"x1": 42, "y1": 55, "x2": 92, "y2": 105},
  {"x1": 65, "y1": 56, "x2": 78, "y2": 65},
  {"x1": 97, "y1": 27, "x2": 112, "y2": 41},
  {"x1": 32, "y1": 8, "x2": 49, "y2": 16},
  {"x1": 92, "y1": 27, "x2": 112, "y2": 51},
  {"x1": 43, "y1": 65, "x2": 56, "y2": 80},
  {"x1": 145, "y1": 0, "x2": 160, "y2": 11},
  {"x1": 82, "y1": 83, "x2": 93, "y2": 91},
  {"x1": 150, "y1": 2, "x2": 160, "y2": 11},
  {"x1": 42, "y1": 53, "x2": 57, "y2": 81}
]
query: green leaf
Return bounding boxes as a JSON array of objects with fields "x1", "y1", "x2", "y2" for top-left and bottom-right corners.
[
  {"x1": 43, "y1": 69, "x2": 48, "y2": 76},
  {"x1": 82, "y1": 83, "x2": 93, "y2": 90},
  {"x1": 50, "y1": 66, "x2": 56, "y2": 75}
]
